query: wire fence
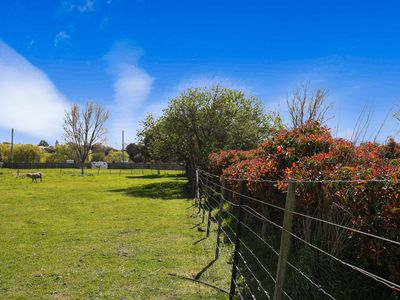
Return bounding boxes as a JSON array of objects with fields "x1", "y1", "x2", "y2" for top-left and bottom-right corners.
[
  {"x1": 193, "y1": 169, "x2": 400, "y2": 300},
  {"x1": 1, "y1": 162, "x2": 184, "y2": 170},
  {"x1": 0, "y1": 163, "x2": 185, "y2": 177}
]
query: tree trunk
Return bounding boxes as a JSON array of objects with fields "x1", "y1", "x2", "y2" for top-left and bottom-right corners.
[
  {"x1": 186, "y1": 161, "x2": 196, "y2": 198},
  {"x1": 81, "y1": 161, "x2": 84, "y2": 175}
]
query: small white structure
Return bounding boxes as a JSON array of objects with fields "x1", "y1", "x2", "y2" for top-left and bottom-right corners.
[
  {"x1": 66, "y1": 160, "x2": 74, "y2": 164},
  {"x1": 91, "y1": 161, "x2": 108, "y2": 169}
]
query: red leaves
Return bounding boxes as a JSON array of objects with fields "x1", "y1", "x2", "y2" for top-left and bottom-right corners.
[{"x1": 208, "y1": 121, "x2": 400, "y2": 277}]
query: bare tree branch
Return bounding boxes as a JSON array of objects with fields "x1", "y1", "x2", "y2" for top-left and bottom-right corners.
[
  {"x1": 63, "y1": 102, "x2": 109, "y2": 174},
  {"x1": 287, "y1": 82, "x2": 332, "y2": 128}
]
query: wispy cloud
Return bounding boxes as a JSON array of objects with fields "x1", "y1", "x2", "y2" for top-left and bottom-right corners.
[
  {"x1": 0, "y1": 41, "x2": 69, "y2": 140},
  {"x1": 105, "y1": 42, "x2": 154, "y2": 146},
  {"x1": 61, "y1": 0, "x2": 96, "y2": 13},
  {"x1": 54, "y1": 31, "x2": 71, "y2": 47},
  {"x1": 98, "y1": 17, "x2": 109, "y2": 31},
  {"x1": 25, "y1": 36, "x2": 37, "y2": 51}
]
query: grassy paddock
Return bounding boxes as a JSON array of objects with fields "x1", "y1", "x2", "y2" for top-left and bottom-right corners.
[{"x1": 0, "y1": 169, "x2": 231, "y2": 299}]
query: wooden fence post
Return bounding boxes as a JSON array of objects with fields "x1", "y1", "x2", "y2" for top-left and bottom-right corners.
[
  {"x1": 215, "y1": 178, "x2": 225, "y2": 260},
  {"x1": 229, "y1": 180, "x2": 246, "y2": 300},
  {"x1": 273, "y1": 180, "x2": 297, "y2": 300},
  {"x1": 261, "y1": 206, "x2": 268, "y2": 238}
]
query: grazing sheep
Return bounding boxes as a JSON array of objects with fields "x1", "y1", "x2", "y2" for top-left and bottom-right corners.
[{"x1": 26, "y1": 172, "x2": 42, "y2": 183}]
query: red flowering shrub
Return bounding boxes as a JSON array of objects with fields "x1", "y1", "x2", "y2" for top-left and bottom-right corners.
[
  {"x1": 208, "y1": 149, "x2": 262, "y2": 175},
  {"x1": 208, "y1": 121, "x2": 400, "y2": 283}
]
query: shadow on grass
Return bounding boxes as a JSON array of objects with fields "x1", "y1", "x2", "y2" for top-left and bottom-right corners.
[
  {"x1": 195, "y1": 258, "x2": 217, "y2": 280},
  {"x1": 125, "y1": 173, "x2": 186, "y2": 180},
  {"x1": 109, "y1": 180, "x2": 188, "y2": 200}
]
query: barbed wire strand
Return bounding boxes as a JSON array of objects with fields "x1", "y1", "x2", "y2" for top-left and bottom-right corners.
[
  {"x1": 216, "y1": 187, "x2": 400, "y2": 292},
  {"x1": 200, "y1": 185, "x2": 292, "y2": 300},
  {"x1": 199, "y1": 175, "x2": 400, "y2": 296},
  {"x1": 199, "y1": 173, "x2": 400, "y2": 247},
  {"x1": 219, "y1": 221, "x2": 273, "y2": 299},
  {"x1": 200, "y1": 199, "x2": 270, "y2": 299},
  {"x1": 198, "y1": 169, "x2": 400, "y2": 184},
  {"x1": 220, "y1": 221, "x2": 290, "y2": 300},
  {"x1": 221, "y1": 204, "x2": 335, "y2": 300},
  {"x1": 200, "y1": 184, "x2": 286, "y2": 299}
]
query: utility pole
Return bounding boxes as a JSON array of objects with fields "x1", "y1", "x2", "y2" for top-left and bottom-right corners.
[{"x1": 10, "y1": 128, "x2": 14, "y2": 163}]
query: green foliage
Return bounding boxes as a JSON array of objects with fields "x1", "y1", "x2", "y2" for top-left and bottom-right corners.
[
  {"x1": 139, "y1": 85, "x2": 283, "y2": 168},
  {"x1": 0, "y1": 143, "x2": 45, "y2": 163},
  {"x1": 210, "y1": 122, "x2": 400, "y2": 298},
  {"x1": 104, "y1": 150, "x2": 123, "y2": 163},
  {"x1": 46, "y1": 144, "x2": 77, "y2": 163},
  {"x1": 0, "y1": 144, "x2": 9, "y2": 162},
  {"x1": 91, "y1": 151, "x2": 106, "y2": 162},
  {"x1": 126, "y1": 143, "x2": 144, "y2": 162}
]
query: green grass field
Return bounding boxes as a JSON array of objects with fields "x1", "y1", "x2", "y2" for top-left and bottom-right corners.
[{"x1": 0, "y1": 169, "x2": 232, "y2": 299}]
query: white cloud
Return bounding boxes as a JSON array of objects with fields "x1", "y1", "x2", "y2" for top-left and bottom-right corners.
[
  {"x1": 61, "y1": 0, "x2": 95, "y2": 13},
  {"x1": 0, "y1": 41, "x2": 69, "y2": 140},
  {"x1": 54, "y1": 31, "x2": 71, "y2": 47},
  {"x1": 105, "y1": 42, "x2": 154, "y2": 146}
]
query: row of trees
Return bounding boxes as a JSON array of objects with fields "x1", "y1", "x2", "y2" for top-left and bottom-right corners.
[{"x1": 0, "y1": 142, "x2": 128, "y2": 164}]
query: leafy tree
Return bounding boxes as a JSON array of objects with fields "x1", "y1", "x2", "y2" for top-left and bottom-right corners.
[
  {"x1": 0, "y1": 143, "x2": 49, "y2": 165},
  {"x1": 138, "y1": 85, "x2": 282, "y2": 195},
  {"x1": 12, "y1": 144, "x2": 45, "y2": 163},
  {"x1": 105, "y1": 150, "x2": 123, "y2": 163},
  {"x1": 126, "y1": 143, "x2": 144, "y2": 162},
  {"x1": 46, "y1": 144, "x2": 76, "y2": 163},
  {"x1": 38, "y1": 140, "x2": 49, "y2": 147},
  {"x1": 63, "y1": 102, "x2": 109, "y2": 174},
  {"x1": 91, "y1": 151, "x2": 106, "y2": 162}
]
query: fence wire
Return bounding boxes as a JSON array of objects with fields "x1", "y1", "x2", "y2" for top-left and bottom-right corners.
[{"x1": 193, "y1": 169, "x2": 400, "y2": 300}]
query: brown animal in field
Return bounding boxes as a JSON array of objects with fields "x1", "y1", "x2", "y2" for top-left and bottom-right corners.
[{"x1": 26, "y1": 172, "x2": 42, "y2": 183}]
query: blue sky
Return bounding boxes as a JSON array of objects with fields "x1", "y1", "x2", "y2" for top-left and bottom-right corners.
[{"x1": 0, "y1": 0, "x2": 400, "y2": 147}]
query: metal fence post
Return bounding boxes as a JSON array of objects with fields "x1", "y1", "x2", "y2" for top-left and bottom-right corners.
[
  {"x1": 273, "y1": 180, "x2": 297, "y2": 300},
  {"x1": 195, "y1": 169, "x2": 200, "y2": 206},
  {"x1": 229, "y1": 180, "x2": 246, "y2": 300},
  {"x1": 196, "y1": 170, "x2": 202, "y2": 214},
  {"x1": 215, "y1": 178, "x2": 226, "y2": 260},
  {"x1": 202, "y1": 174, "x2": 209, "y2": 224},
  {"x1": 206, "y1": 190, "x2": 212, "y2": 237}
]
